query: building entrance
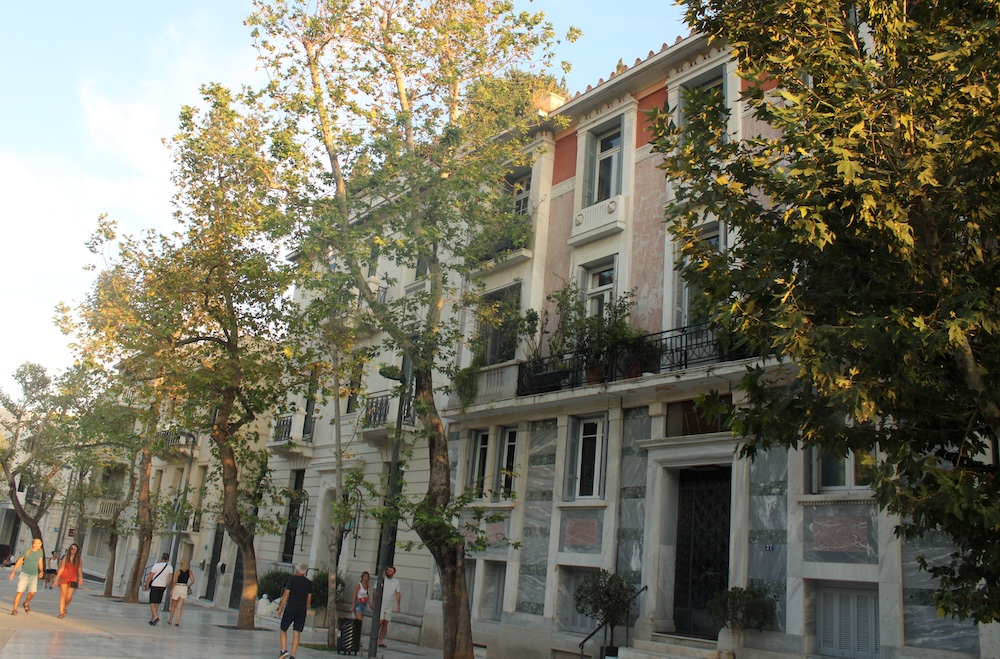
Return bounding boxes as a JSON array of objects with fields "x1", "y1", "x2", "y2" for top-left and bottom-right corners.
[{"x1": 673, "y1": 466, "x2": 731, "y2": 638}]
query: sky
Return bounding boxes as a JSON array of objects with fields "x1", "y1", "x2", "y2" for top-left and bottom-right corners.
[{"x1": 0, "y1": 1, "x2": 688, "y2": 396}]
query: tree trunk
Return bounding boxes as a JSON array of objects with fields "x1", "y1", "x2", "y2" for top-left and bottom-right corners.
[
  {"x1": 326, "y1": 354, "x2": 346, "y2": 648},
  {"x1": 326, "y1": 525, "x2": 345, "y2": 647},
  {"x1": 124, "y1": 447, "x2": 153, "y2": 603},
  {"x1": 213, "y1": 397, "x2": 259, "y2": 630},
  {"x1": 103, "y1": 530, "x2": 119, "y2": 597},
  {"x1": 410, "y1": 370, "x2": 475, "y2": 659}
]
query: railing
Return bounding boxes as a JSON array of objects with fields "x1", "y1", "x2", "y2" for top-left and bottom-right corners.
[
  {"x1": 87, "y1": 497, "x2": 124, "y2": 519},
  {"x1": 361, "y1": 391, "x2": 415, "y2": 428},
  {"x1": 578, "y1": 585, "x2": 647, "y2": 659},
  {"x1": 191, "y1": 511, "x2": 202, "y2": 533},
  {"x1": 272, "y1": 415, "x2": 293, "y2": 442},
  {"x1": 156, "y1": 430, "x2": 195, "y2": 449},
  {"x1": 518, "y1": 324, "x2": 750, "y2": 397}
]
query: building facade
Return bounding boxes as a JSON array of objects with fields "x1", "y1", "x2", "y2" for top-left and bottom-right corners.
[{"x1": 259, "y1": 32, "x2": 998, "y2": 659}]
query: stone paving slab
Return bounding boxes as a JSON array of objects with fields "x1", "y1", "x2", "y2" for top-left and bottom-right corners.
[{"x1": 0, "y1": 578, "x2": 444, "y2": 659}]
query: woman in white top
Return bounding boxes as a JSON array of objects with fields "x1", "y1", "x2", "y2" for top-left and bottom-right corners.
[{"x1": 351, "y1": 571, "x2": 371, "y2": 620}]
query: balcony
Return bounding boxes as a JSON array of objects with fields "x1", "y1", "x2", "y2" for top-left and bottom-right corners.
[
  {"x1": 517, "y1": 324, "x2": 751, "y2": 397},
  {"x1": 86, "y1": 497, "x2": 125, "y2": 521},
  {"x1": 155, "y1": 430, "x2": 196, "y2": 458},
  {"x1": 268, "y1": 413, "x2": 314, "y2": 458},
  {"x1": 359, "y1": 391, "x2": 416, "y2": 443},
  {"x1": 569, "y1": 194, "x2": 626, "y2": 247}
]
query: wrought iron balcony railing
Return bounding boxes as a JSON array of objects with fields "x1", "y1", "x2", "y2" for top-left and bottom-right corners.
[
  {"x1": 272, "y1": 415, "x2": 293, "y2": 443},
  {"x1": 517, "y1": 323, "x2": 750, "y2": 397},
  {"x1": 361, "y1": 391, "x2": 416, "y2": 428}
]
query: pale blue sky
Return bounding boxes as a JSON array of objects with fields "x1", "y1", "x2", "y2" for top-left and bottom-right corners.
[{"x1": 0, "y1": 1, "x2": 688, "y2": 395}]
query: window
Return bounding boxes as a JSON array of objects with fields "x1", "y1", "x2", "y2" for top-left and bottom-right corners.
[
  {"x1": 680, "y1": 71, "x2": 727, "y2": 137},
  {"x1": 493, "y1": 428, "x2": 517, "y2": 500},
  {"x1": 468, "y1": 431, "x2": 490, "y2": 498},
  {"x1": 563, "y1": 568, "x2": 599, "y2": 633},
  {"x1": 564, "y1": 417, "x2": 607, "y2": 500},
  {"x1": 583, "y1": 119, "x2": 624, "y2": 208},
  {"x1": 415, "y1": 252, "x2": 430, "y2": 279},
  {"x1": 594, "y1": 129, "x2": 621, "y2": 203},
  {"x1": 512, "y1": 174, "x2": 531, "y2": 216},
  {"x1": 665, "y1": 395, "x2": 732, "y2": 437},
  {"x1": 815, "y1": 450, "x2": 872, "y2": 491},
  {"x1": 817, "y1": 587, "x2": 880, "y2": 658},
  {"x1": 674, "y1": 222, "x2": 721, "y2": 328},
  {"x1": 481, "y1": 561, "x2": 507, "y2": 621},
  {"x1": 345, "y1": 363, "x2": 363, "y2": 414},
  {"x1": 584, "y1": 260, "x2": 616, "y2": 318},
  {"x1": 479, "y1": 285, "x2": 521, "y2": 365}
]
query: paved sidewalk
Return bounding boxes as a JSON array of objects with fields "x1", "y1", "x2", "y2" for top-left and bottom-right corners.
[{"x1": 0, "y1": 578, "x2": 444, "y2": 658}]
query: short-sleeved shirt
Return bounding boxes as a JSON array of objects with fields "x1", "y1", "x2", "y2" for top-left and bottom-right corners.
[
  {"x1": 380, "y1": 577, "x2": 401, "y2": 613},
  {"x1": 21, "y1": 549, "x2": 44, "y2": 577},
  {"x1": 149, "y1": 561, "x2": 173, "y2": 587},
  {"x1": 283, "y1": 574, "x2": 312, "y2": 613}
]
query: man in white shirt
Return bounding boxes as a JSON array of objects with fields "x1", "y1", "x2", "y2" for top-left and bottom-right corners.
[
  {"x1": 143, "y1": 553, "x2": 173, "y2": 625},
  {"x1": 377, "y1": 566, "x2": 402, "y2": 648}
]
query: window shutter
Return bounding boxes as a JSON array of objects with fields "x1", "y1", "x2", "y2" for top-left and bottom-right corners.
[
  {"x1": 818, "y1": 591, "x2": 835, "y2": 654},
  {"x1": 582, "y1": 134, "x2": 597, "y2": 207},
  {"x1": 614, "y1": 117, "x2": 624, "y2": 197},
  {"x1": 599, "y1": 418, "x2": 609, "y2": 498},
  {"x1": 838, "y1": 592, "x2": 853, "y2": 654}
]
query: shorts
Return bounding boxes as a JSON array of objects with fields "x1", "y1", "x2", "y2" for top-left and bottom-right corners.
[
  {"x1": 44, "y1": 569, "x2": 57, "y2": 575},
  {"x1": 149, "y1": 586, "x2": 167, "y2": 604},
  {"x1": 16, "y1": 572, "x2": 39, "y2": 594},
  {"x1": 280, "y1": 607, "x2": 307, "y2": 633},
  {"x1": 171, "y1": 584, "x2": 188, "y2": 600},
  {"x1": 380, "y1": 608, "x2": 393, "y2": 622},
  {"x1": 354, "y1": 600, "x2": 368, "y2": 615}
]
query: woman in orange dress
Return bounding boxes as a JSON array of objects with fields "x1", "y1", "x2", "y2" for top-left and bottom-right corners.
[{"x1": 55, "y1": 544, "x2": 82, "y2": 618}]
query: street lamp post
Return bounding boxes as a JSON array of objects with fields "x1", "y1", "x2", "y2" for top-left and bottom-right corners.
[
  {"x1": 165, "y1": 431, "x2": 197, "y2": 612},
  {"x1": 367, "y1": 363, "x2": 410, "y2": 658}
]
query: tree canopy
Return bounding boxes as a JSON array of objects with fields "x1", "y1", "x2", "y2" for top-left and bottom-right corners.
[{"x1": 654, "y1": 0, "x2": 1000, "y2": 622}]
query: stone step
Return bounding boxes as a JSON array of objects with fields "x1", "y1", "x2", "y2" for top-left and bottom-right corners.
[{"x1": 618, "y1": 635, "x2": 720, "y2": 659}]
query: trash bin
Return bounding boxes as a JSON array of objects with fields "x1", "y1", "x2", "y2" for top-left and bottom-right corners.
[{"x1": 337, "y1": 617, "x2": 362, "y2": 655}]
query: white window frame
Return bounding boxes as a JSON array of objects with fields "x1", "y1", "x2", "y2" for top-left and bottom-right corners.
[
  {"x1": 512, "y1": 173, "x2": 531, "y2": 216},
  {"x1": 468, "y1": 430, "x2": 490, "y2": 499},
  {"x1": 493, "y1": 427, "x2": 517, "y2": 500},
  {"x1": 583, "y1": 258, "x2": 616, "y2": 319},
  {"x1": 564, "y1": 416, "x2": 608, "y2": 500},
  {"x1": 674, "y1": 221, "x2": 721, "y2": 329},
  {"x1": 813, "y1": 449, "x2": 872, "y2": 492},
  {"x1": 582, "y1": 117, "x2": 624, "y2": 208}
]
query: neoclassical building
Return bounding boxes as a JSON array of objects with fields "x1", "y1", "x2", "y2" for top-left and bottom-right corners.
[{"x1": 258, "y1": 31, "x2": 998, "y2": 659}]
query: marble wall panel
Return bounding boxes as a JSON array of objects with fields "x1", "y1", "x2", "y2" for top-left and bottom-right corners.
[
  {"x1": 559, "y1": 508, "x2": 604, "y2": 553},
  {"x1": 749, "y1": 447, "x2": 787, "y2": 483},
  {"x1": 903, "y1": 599, "x2": 980, "y2": 655},
  {"x1": 750, "y1": 493, "x2": 788, "y2": 531},
  {"x1": 803, "y1": 503, "x2": 878, "y2": 564}
]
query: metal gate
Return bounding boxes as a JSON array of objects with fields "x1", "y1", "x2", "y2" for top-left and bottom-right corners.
[{"x1": 673, "y1": 467, "x2": 731, "y2": 637}]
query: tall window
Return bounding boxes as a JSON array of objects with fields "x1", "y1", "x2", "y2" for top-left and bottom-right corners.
[
  {"x1": 584, "y1": 261, "x2": 616, "y2": 318},
  {"x1": 479, "y1": 285, "x2": 521, "y2": 365},
  {"x1": 675, "y1": 222, "x2": 721, "y2": 328},
  {"x1": 468, "y1": 431, "x2": 490, "y2": 499},
  {"x1": 493, "y1": 428, "x2": 517, "y2": 500},
  {"x1": 564, "y1": 417, "x2": 607, "y2": 500},
  {"x1": 512, "y1": 174, "x2": 531, "y2": 216},
  {"x1": 583, "y1": 118, "x2": 624, "y2": 207}
]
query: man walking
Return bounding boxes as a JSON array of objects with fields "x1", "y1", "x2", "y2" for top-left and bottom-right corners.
[
  {"x1": 377, "y1": 566, "x2": 401, "y2": 648},
  {"x1": 276, "y1": 563, "x2": 312, "y2": 659},
  {"x1": 143, "y1": 552, "x2": 173, "y2": 625},
  {"x1": 9, "y1": 537, "x2": 45, "y2": 615}
]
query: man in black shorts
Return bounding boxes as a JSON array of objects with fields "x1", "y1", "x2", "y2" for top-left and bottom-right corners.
[{"x1": 276, "y1": 563, "x2": 312, "y2": 659}]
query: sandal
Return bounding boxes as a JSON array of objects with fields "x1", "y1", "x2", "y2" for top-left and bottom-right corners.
[
  {"x1": 23, "y1": 603, "x2": 29, "y2": 613},
  {"x1": 10, "y1": 609, "x2": 16, "y2": 616},
  {"x1": 58, "y1": 613, "x2": 66, "y2": 618}
]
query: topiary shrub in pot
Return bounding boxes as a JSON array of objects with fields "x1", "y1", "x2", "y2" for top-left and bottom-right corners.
[
  {"x1": 707, "y1": 584, "x2": 777, "y2": 657},
  {"x1": 574, "y1": 569, "x2": 636, "y2": 658}
]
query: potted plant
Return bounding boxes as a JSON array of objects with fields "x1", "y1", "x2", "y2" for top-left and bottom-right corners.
[
  {"x1": 570, "y1": 290, "x2": 641, "y2": 384},
  {"x1": 573, "y1": 570, "x2": 636, "y2": 658},
  {"x1": 707, "y1": 584, "x2": 777, "y2": 656}
]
